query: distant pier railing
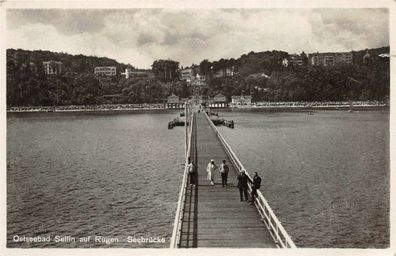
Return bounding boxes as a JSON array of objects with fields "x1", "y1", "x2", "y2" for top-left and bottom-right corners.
[
  {"x1": 170, "y1": 106, "x2": 194, "y2": 248},
  {"x1": 204, "y1": 112, "x2": 297, "y2": 248}
]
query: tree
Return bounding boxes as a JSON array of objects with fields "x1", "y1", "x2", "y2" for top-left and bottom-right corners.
[
  {"x1": 199, "y1": 59, "x2": 212, "y2": 76},
  {"x1": 151, "y1": 59, "x2": 180, "y2": 82}
]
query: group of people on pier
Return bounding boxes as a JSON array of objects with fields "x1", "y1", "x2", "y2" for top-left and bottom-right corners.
[
  {"x1": 238, "y1": 170, "x2": 262, "y2": 204},
  {"x1": 206, "y1": 159, "x2": 229, "y2": 187},
  {"x1": 187, "y1": 157, "x2": 262, "y2": 204}
]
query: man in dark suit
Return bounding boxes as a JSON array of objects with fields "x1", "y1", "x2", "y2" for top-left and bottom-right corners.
[
  {"x1": 220, "y1": 160, "x2": 229, "y2": 187},
  {"x1": 237, "y1": 170, "x2": 249, "y2": 201},
  {"x1": 249, "y1": 172, "x2": 262, "y2": 204}
]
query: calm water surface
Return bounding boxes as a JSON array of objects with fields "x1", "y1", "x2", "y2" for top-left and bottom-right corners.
[
  {"x1": 217, "y1": 109, "x2": 389, "y2": 248},
  {"x1": 7, "y1": 109, "x2": 389, "y2": 248},
  {"x1": 7, "y1": 110, "x2": 184, "y2": 248}
]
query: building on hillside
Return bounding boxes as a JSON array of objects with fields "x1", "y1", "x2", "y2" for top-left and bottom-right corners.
[
  {"x1": 94, "y1": 66, "x2": 117, "y2": 76},
  {"x1": 282, "y1": 58, "x2": 289, "y2": 67},
  {"x1": 180, "y1": 68, "x2": 194, "y2": 81},
  {"x1": 289, "y1": 54, "x2": 303, "y2": 66},
  {"x1": 43, "y1": 60, "x2": 62, "y2": 75},
  {"x1": 378, "y1": 53, "x2": 390, "y2": 58},
  {"x1": 283, "y1": 52, "x2": 308, "y2": 67},
  {"x1": 231, "y1": 95, "x2": 252, "y2": 106},
  {"x1": 309, "y1": 52, "x2": 353, "y2": 66},
  {"x1": 191, "y1": 73, "x2": 206, "y2": 86},
  {"x1": 121, "y1": 68, "x2": 152, "y2": 79},
  {"x1": 121, "y1": 68, "x2": 130, "y2": 79},
  {"x1": 166, "y1": 94, "x2": 184, "y2": 109},
  {"x1": 213, "y1": 66, "x2": 234, "y2": 78}
]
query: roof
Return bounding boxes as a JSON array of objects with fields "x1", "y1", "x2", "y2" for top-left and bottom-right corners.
[
  {"x1": 289, "y1": 54, "x2": 301, "y2": 58},
  {"x1": 231, "y1": 95, "x2": 252, "y2": 99},
  {"x1": 168, "y1": 94, "x2": 179, "y2": 98},
  {"x1": 308, "y1": 52, "x2": 352, "y2": 56},
  {"x1": 214, "y1": 93, "x2": 225, "y2": 97},
  {"x1": 378, "y1": 53, "x2": 390, "y2": 58}
]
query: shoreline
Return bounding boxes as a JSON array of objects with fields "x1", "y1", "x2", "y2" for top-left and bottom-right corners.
[
  {"x1": 6, "y1": 104, "x2": 389, "y2": 114},
  {"x1": 229, "y1": 105, "x2": 389, "y2": 112}
]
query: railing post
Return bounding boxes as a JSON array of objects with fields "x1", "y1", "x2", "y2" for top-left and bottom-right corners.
[{"x1": 275, "y1": 225, "x2": 279, "y2": 243}]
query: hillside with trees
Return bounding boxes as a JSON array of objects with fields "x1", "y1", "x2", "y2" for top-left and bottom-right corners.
[
  {"x1": 201, "y1": 47, "x2": 390, "y2": 102},
  {"x1": 6, "y1": 46, "x2": 390, "y2": 106}
]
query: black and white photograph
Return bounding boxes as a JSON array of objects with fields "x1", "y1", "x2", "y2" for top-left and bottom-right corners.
[{"x1": 1, "y1": 1, "x2": 394, "y2": 255}]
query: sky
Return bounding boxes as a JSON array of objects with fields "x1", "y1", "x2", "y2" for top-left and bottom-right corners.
[{"x1": 6, "y1": 8, "x2": 389, "y2": 69}]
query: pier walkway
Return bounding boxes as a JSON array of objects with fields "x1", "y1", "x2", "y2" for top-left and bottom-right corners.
[{"x1": 170, "y1": 108, "x2": 296, "y2": 248}]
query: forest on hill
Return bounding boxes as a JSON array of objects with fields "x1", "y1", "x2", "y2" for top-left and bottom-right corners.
[
  {"x1": 200, "y1": 47, "x2": 389, "y2": 102},
  {"x1": 6, "y1": 47, "x2": 389, "y2": 106},
  {"x1": 6, "y1": 49, "x2": 188, "y2": 106}
]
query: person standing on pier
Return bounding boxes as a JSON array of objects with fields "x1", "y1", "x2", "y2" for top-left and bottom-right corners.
[
  {"x1": 249, "y1": 172, "x2": 262, "y2": 204},
  {"x1": 206, "y1": 159, "x2": 217, "y2": 185},
  {"x1": 187, "y1": 157, "x2": 195, "y2": 187},
  {"x1": 237, "y1": 170, "x2": 249, "y2": 201},
  {"x1": 219, "y1": 160, "x2": 229, "y2": 187}
]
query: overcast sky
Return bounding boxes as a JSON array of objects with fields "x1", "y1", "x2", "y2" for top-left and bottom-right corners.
[{"x1": 6, "y1": 8, "x2": 389, "y2": 69}]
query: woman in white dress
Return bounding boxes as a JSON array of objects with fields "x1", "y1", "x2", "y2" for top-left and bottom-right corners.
[{"x1": 206, "y1": 159, "x2": 217, "y2": 185}]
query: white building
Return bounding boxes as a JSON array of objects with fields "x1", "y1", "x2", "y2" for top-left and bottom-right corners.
[
  {"x1": 214, "y1": 94, "x2": 226, "y2": 103},
  {"x1": 94, "y1": 66, "x2": 117, "y2": 76},
  {"x1": 166, "y1": 94, "x2": 184, "y2": 109},
  {"x1": 191, "y1": 73, "x2": 206, "y2": 87},
  {"x1": 309, "y1": 52, "x2": 353, "y2": 66},
  {"x1": 167, "y1": 94, "x2": 179, "y2": 104},
  {"x1": 180, "y1": 68, "x2": 193, "y2": 81},
  {"x1": 43, "y1": 60, "x2": 62, "y2": 75},
  {"x1": 206, "y1": 93, "x2": 227, "y2": 108},
  {"x1": 289, "y1": 54, "x2": 304, "y2": 66},
  {"x1": 282, "y1": 58, "x2": 289, "y2": 67},
  {"x1": 121, "y1": 68, "x2": 149, "y2": 79},
  {"x1": 231, "y1": 95, "x2": 252, "y2": 105}
]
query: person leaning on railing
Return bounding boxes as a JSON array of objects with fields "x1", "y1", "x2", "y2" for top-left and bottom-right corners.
[
  {"x1": 249, "y1": 172, "x2": 262, "y2": 205},
  {"x1": 237, "y1": 170, "x2": 249, "y2": 201}
]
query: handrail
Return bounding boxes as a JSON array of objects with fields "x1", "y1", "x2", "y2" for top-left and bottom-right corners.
[
  {"x1": 185, "y1": 106, "x2": 188, "y2": 157},
  {"x1": 204, "y1": 111, "x2": 297, "y2": 248},
  {"x1": 170, "y1": 105, "x2": 194, "y2": 248}
]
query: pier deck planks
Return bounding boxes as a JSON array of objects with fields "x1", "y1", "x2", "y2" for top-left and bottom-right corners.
[{"x1": 179, "y1": 113, "x2": 276, "y2": 248}]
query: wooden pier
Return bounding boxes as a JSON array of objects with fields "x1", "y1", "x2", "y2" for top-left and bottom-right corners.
[{"x1": 170, "y1": 107, "x2": 296, "y2": 248}]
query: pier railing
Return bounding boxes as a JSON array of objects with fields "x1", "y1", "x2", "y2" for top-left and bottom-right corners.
[
  {"x1": 170, "y1": 106, "x2": 194, "y2": 248},
  {"x1": 204, "y1": 112, "x2": 297, "y2": 248}
]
